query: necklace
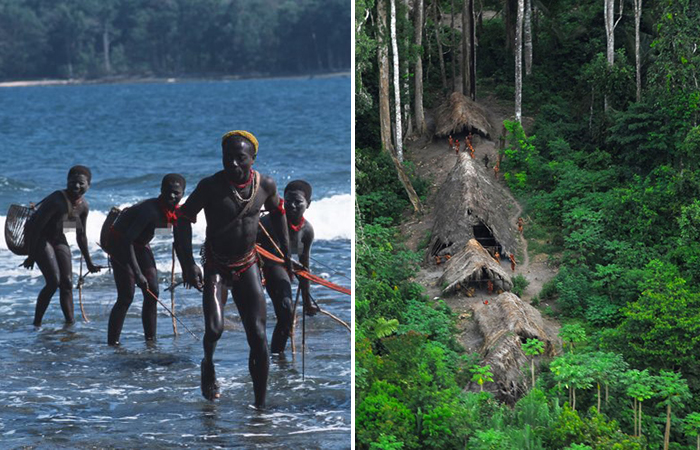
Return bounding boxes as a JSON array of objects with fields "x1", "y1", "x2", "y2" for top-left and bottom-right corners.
[
  {"x1": 230, "y1": 171, "x2": 257, "y2": 203},
  {"x1": 290, "y1": 216, "x2": 305, "y2": 232},
  {"x1": 158, "y1": 197, "x2": 179, "y2": 225},
  {"x1": 231, "y1": 169, "x2": 254, "y2": 189}
]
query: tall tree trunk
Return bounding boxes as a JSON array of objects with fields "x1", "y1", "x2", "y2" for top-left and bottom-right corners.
[
  {"x1": 597, "y1": 383, "x2": 601, "y2": 413},
  {"x1": 451, "y1": 0, "x2": 458, "y2": 92},
  {"x1": 390, "y1": 0, "x2": 404, "y2": 161},
  {"x1": 311, "y1": 31, "x2": 323, "y2": 72},
  {"x1": 433, "y1": 0, "x2": 448, "y2": 90},
  {"x1": 530, "y1": 359, "x2": 535, "y2": 388},
  {"x1": 664, "y1": 404, "x2": 671, "y2": 450},
  {"x1": 378, "y1": 0, "x2": 423, "y2": 214},
  {"x1": 634, "y1": 0, "x2": 642, "y2": 102},
  {"x1": 462, "y1": 0, "x2": 470, "y2": 96},
  {"x1": 415, "y1": 0, "x2": 427, "y2": 135},
  {"x1": 469, "y1": 0, "x2": 476, "y2": 98},
  {"x1": 633, "y1": 399, "x2": 638, "y2": 436},
  {"x1": 505, "y1": 0, "x2": 516, "y2": 51},
  {"x1": 102, "y1": 22, "x2": 112, "y2": 74},
  {"x1": 388, "y1": 146, "x2": 424, "y2": 213},
  {"x1": 524, "y1": 0, "x2": 532, "y2": 75},
  {"x1": 378, "y1": 0, "x2": 394, "y2": 153},
  {"x1": 462, "y1": 0, "x2": 476, "y2": 99},
  {"x1": 604, "y1": 0, "x2": 614, "y2": 111},
  {"x1": 515, "y1": 0, "x2": 524, "y2": 122},
  {"x1": 604, "y1": 0, "x2": 615, "y2": 66},
  {"x1": 402, "y1": 0, "x2": 412, "y2": 138},
  {"x1": 604, "y1": 0, "x2": 623, "y2": 110}
]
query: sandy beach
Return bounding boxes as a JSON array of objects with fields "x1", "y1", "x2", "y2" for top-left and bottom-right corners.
[{"x1": 0, "y1": 71, "x2": 351, "y2": 88}]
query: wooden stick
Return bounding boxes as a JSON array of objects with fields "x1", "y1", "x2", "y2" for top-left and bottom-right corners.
[
  {"x1": 302, "y1": 283, "x2": 306, "y2": 381},
  {"x1": 145, "y1": 287, "x2": 199, "y2": 340},
  {"x1": 78, "y1": 255, "x2": 89, "y2": 322},
  {"x1": 318, "y1": 308, "x2": 350, "y2": 331},
  {"x1": 165, "y1": 280, "x2": 183, "y2": 292},
  {"x1": 170, "y1": 244, "x2": 178, "y2": 336},
  {"x1": 259, "y1": 222, "x2": 285, "y2": 259},
  {"x1": 309, "y1": 294, "x2": 349, "y2": 331}
]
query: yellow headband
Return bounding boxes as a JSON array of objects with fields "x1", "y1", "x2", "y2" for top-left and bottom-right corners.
[{"x1": 222, "y1": 130, "x2": 259, "y2": 155}]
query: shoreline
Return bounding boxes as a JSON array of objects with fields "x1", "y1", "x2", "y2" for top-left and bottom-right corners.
[{"x1": 0, "y1": 70, "x2": 351, "y2": 88}]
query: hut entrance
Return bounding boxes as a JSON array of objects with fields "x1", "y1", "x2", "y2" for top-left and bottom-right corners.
[
  {"x1": 430, "y1": 238, "x2": 453, "y2": 258},
  {"x1": 473, "y1": 221, "x2": 502, "y2": 256}
]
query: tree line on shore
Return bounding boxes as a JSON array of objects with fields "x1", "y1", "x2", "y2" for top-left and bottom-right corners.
[{"x1": 0, "y1": 0, "x2": 351, "y2": 80}]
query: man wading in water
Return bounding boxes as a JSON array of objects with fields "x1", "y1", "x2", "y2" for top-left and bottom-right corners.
[
  {"x1": 258, "y1": 180, "x2": 319, "y2": 354},
  {"x1": 106, "y1": 174, "x2": 186, "y2": 346},
  {"x1": 23, "y1": 165, "x2": 101, "y2": 327},
  {"x1": 175, "y1": 131, "x2": 291, "y2": 408}
]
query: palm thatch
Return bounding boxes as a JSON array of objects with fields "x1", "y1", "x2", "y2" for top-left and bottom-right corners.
[
  {"x1": 434, "y1": 92, "x2": 494, "y2": 138},
  {"x1": 429, "y1": 155, "x2": 517, "y2": 259},
  {"x1": 439, "y1": 239, "x2": 512, "y2": 294},
  {"x1": 467, "y1": 292, "x2": 558, "y2": 404}
]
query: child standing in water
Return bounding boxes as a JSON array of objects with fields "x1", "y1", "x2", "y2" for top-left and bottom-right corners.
[
  {"x1": 23, "y1": 165, "x2": 101, "y2": 327},
  {"x1": 105, "y1": 174, "x2": 185, "y2": 345}
]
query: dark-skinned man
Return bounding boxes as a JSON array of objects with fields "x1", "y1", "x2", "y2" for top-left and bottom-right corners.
[
  {"x1": 174, "y1": 130, "x2": 290, "y2": 409},
  {"x1": 258, "y1": 179, "x2": 319, "y2": 354},
  {"x1": 23, "y1": 165, "x2": 101, "y2": 327},
  {"x1": 105, "y1": 174, "x2": 186, "y2": 346}
]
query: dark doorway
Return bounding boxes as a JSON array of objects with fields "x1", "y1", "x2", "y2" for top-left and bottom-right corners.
[{"x1": 473, "y1": 221, "x2": 502, "y2": 256}]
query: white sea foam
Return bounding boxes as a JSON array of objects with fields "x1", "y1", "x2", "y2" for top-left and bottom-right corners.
[
  {"x1": 305, "y1": 194, "x2": 352, "y2": 241},
  {"x1": 288, "y1": 426, "x2": 351, "y2": 435},
  {"x1": 0, "y1": 194, "x2": 350, "y2": 251}
]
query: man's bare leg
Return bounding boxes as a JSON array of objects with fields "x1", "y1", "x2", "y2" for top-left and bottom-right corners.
[
  {"x1": 33, "y1": 241, "x2": 60, "y2": 327},
  {"x1": 232, "y1": 265, "x2": 269, "y2": 409},
  {"x1": 201, "y1": 269, "x2": 227, "y2": 400},
  {"x1": 264, "y1": 264, "x2": 294, "y2": 353}
]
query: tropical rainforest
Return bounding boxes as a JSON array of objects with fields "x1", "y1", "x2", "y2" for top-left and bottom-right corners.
[
  {"x1": 0, "y1": 0, "x2": 350, "y2": 80},
  {"x1": 355, "y1": 0, "x2": 700, "y2": 448}
]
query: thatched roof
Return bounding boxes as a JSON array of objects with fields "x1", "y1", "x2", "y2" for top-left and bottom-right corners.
[
  {"x1": 434, "y1": 92, "x2": 494, "y2": 138},
  {"x1": 429, "y1": 155, "x2": 518, "y2": 258},
  {"x1": 466, "y1": 292, "x2": 558, "y2": 404},
  {"x1": 439, "y1": 239, "x2": 513, "y2": 294}
]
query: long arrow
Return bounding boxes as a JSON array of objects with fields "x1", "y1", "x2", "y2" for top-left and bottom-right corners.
[{"x1": 255, "y1": 245, "x2": 351, "y2": 295}]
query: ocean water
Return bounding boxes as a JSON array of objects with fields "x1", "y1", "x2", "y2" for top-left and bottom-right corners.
[{"x1": 0, "y1": 77, "x2": 351, "y2": 448}]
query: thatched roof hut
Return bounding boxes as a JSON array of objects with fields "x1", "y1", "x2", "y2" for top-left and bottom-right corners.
[
  {"x1": 429, "y1": 155, "x2": 517, "y2": 259},
  {"x1": 467, "y1": 292, "x2": 558, "y2": 404},
  {"x1": 439, "y1": 239, "x2": 513, "y2": 294},
  {"x1": 434, "y1": 92, "x2": 494, "y2": 138}
]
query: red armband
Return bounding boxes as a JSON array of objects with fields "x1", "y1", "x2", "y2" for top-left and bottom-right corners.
[{"x1": 276, "y1": 198, "x2": 286, "y2": 215}]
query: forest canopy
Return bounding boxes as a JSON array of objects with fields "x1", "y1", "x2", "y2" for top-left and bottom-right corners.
[{"x1": 0, "y1": 0, "x2": 351, "y2": 80}]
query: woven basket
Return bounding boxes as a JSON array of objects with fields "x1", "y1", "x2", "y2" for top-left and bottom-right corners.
[
  {"x1": 5, "y1": 204, "x2": 35, "y2": 255},
  {"x1": 99, "y1": 207, "x2": 123, "y2": 254}
]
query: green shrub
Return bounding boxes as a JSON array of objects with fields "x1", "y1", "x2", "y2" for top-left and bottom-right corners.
[{"x1": 512, "y1": 274, "x2": 530, "y2": 297}]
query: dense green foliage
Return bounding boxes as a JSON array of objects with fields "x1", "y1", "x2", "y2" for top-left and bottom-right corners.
[
  {"x1": 357, "y1": 0, "x2": 700, "y2": 447},
  {"x1": 0, "y1": 0, "x2": 350, "y2": 80}
]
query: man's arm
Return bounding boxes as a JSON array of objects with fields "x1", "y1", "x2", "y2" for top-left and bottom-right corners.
[
  {"x1": 77, "y1": 204, "x2": 100, "y2": 273},
  {"x1": 174, "y1": 179, "x2": 207, "y2": 289},
  {"x1": 262, "y1": 177, "x2": 291, "y2": 273}
]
